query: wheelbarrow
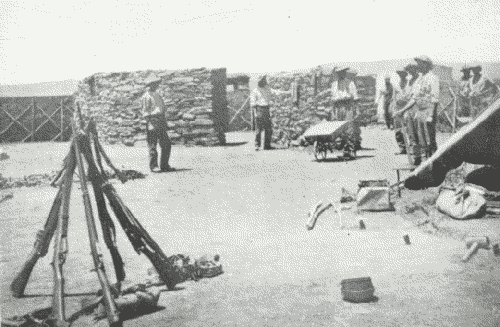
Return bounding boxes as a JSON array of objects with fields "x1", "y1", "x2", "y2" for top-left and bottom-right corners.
[{"x1": 302, "y1": 120, "x2": 358, "y2": 161}]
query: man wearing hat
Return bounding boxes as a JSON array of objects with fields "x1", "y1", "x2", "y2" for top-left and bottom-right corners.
[
  {"x1": 394, "y1": 56, "x2": 440, "y2": 164},
  {"x1": 141, "y1": 77, "x2": 175, "y2": 172},
  {"x1": 469, "y1": 65, "x2": 499, "y2": 119},
  {"x1": 393, "y1": 69, "x2": 410, "y2": 154},
  {"x1": 250, "y1": 75, "x2": 293, "y2": 151}
]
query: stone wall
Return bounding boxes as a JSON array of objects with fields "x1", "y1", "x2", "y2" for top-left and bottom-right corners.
[
  {"x1": 267, "y1": 70, "x2": 377, "y2": 146},
  {"x1": 74, "y1": 67, "x2": 228, "y2": 146}
]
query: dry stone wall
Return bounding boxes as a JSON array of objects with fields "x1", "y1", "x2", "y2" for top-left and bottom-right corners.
[
  {"x1": 74, "y1": 68, "x2": 227, "y2": 146},
  {"x1": 267, "y1": 71, "x2": 376, "y2": 146}
]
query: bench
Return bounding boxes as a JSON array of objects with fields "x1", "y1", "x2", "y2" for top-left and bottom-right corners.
[{"x1": 393, "y1": 165, "x2": 417, "y2": 197}]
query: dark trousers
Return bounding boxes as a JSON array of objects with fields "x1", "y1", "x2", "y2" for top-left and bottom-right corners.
[
  {"x1": 393, "y1": 115, "x2": 406, "y2": 153},
  {"x1": 254, "y1": 106, "x2": 272, "y2": 149},
  {"x1": 408, "y1": 104, "x2": 438, "y2": 160},
  {"x1": 383, "y1": 101, "x2": 393, "y2": 129},
  {"x1": 147, "y1": 125, "x2": 172, "y2": 170}
]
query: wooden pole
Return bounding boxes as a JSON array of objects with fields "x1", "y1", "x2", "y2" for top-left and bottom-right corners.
[
  {"x1": 31, "y1": 98, "x2": 36, "y2": 142},
  {"x1": 60, "y1": 100, "x2": 64, "y2": 141}
]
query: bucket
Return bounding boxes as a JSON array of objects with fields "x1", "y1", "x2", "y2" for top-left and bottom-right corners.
[{"x1": 340, "y1": 277, "x2": 375, "y2": 303}]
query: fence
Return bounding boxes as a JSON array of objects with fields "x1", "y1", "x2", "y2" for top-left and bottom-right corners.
[{"x1": 0, "y1": 96, "x2": 74, "y2": 143}]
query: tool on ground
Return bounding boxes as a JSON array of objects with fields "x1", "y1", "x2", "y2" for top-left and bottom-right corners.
[
  {"x1": 403, "y1": 234, "x2": 411, "y2": 245},
  {"x1": 462, "y1": 236, "x2": 490, "y2": 262},
  {"x1": 9, "y1": 103, "x2": 180, "y2": 326}
]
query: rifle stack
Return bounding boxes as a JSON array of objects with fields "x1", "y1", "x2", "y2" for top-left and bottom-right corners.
[{"x1": 8, "y1": 104, "x2": 179, "y2": 327}]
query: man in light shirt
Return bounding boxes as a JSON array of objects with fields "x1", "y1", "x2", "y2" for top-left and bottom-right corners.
[
  {"x1": 458, "y1": 66, "x2": 473, "y2": 117},
  {"x1": 469, "y1": 65, "x2": 499, "y2": 119},
  {"x1": 315, "y1": 67, "x2": 362, "y2": 155},
  {"x1": 394, "y1": 56, "x2": 440, "y2": 164},
  {"x1": 141, "y1": 77, "x2": 175, "y2": 172},
  {"x1": 250, "y1": 75, "x2": 292, "y2": 151},
  {"x1": 393, "y1": 69, "x2": 410, "y2": 154}
]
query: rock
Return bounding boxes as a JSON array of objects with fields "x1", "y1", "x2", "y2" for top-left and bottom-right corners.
[
  {"x1": 190, "y1": 119, "x2": 213, "y2": 127},
  {"x1": 182, "y1": 113, "x2": 196, "y2": 121},
  {"x1": 123, "y1": 139, "x2": 135, "y2": 147},
  {"x1": 134, "y1": 135, "x2": 147, "y2": 142},
  {"x1": 167, "y1": 131, "x2": 181, "y2": 140},
  {"x1": 0, "y1": 149, "x2": 9, "y2": 161}
]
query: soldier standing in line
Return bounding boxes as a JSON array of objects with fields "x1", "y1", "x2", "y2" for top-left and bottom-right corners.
[
  {"x1": 469, "y1": 65, "x2": 499, "y2": 119},
  {"x1": 394, "y1": 56, "x2": 440, "y2": 164},
  {"x1": 402, "y1": 64, "x2": 423, "y2": 163},
  {"x1": 141, "y1": 77, "x2": 175, "y2": 173},
  {"x1": 393, "y1": 69, "x2": 410, "y2": 155},
  {"x1": 458, "y1": 66, "x2": 473, "y2": 117},
  {"x1": 250, "y1": 75, "x2": 292, "y2": 151}
]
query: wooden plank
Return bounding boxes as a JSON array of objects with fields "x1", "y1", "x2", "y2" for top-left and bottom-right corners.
[
  {"x1": 61, "y1": 100, "x2": 64, "y2": 141},
  {"x1": 31, "y1": 98, "x2": 35, "y2": 142}
]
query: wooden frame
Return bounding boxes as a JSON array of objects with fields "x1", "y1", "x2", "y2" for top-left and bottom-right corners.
[{"x1": 0, "y1": 96, "x2": 74, "y2": 143}]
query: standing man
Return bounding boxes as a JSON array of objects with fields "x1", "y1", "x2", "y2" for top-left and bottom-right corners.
[
  {"x1": 316, "y1": 67, "x2": 361, "y2": 155},
  {"x1": 250, "y1": 75, "x2": 292, "y2": 151},
  {"x1": 381, "y1": 76, "x2": 395, "y2": 129},
  {"x1": 291, "y1": 75, "x2": 301, "y2": 108},
  {"x1": 141, "y1": 77, "x2": 175, "y2": 173},
  {"x1": 458, "y1": 66, "x2": 473, "y2": 117},
  {"x1": 394, "y1": 56, "x2": 439, "y2": 164},
  {"x1": 393, "y1": 69, "x2": 410, "y2": 154},
  {"x1": 469, "y1": 65, "x2": 499, "y2": 119}
]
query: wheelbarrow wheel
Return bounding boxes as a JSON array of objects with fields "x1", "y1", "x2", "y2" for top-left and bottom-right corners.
[{"x1": 313, "y1": 141, "x2": 327, "y2": 161}]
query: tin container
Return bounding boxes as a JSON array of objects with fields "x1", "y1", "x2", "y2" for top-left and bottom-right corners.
[{"x1": 340, "y1": 277, "x2": 375, "y2": 303}]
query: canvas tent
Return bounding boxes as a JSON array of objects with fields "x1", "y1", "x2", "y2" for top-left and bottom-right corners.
[{"x1": 404, "y1": 97, "x2": 500, "y2": 190}]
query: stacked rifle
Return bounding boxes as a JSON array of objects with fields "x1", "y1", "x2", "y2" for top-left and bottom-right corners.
[{"x1": 8, "y1": 104, "x2": 178, "y2": 327}]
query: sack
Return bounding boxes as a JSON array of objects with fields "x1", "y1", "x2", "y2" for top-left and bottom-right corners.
[{"x1": 436, "y1": 184, "x2": 487, "y2": 220}]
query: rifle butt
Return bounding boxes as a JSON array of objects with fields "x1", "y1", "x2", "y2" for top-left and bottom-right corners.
[
  {"x1": 144, "y1": 250, "x2": 177, "y2": 290},
  {"x1": 10, "y1": 255, "x2": 38, "y2": 298}
]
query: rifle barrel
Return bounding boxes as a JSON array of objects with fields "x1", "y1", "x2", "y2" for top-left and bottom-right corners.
[
  {"x1": 51, "y1": 142, "x2": 76, "y2": 327},
  {"x1": 74, "y1": 136, "x2": 122, "y2": 327},
  {"x1": 10, "y1": 187, "x2": 63, "y2": 298}
]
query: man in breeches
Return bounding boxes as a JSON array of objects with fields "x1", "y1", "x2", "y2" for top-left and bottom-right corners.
[
  {"x1": 141, "y1": 77, "x2": 175, "y2": 172},
  {"x1": 394, "y1": 56, "x2": 439, "y2": 165},
  {"x1": 250, "y1": 75, "x2": 292, "y2": 151},
  {"x1": 393, "y1": 69, "x2": 410, "y2": 154}
]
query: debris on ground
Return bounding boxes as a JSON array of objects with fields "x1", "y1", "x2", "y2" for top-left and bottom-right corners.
[
  {"x1": 0, "y1": 190, "x2": 14, "y2": 203},
  {"x1": 0, "y1": 169, "x2": 146, "y2": 190},
  {"x1": 356, "y1": 179, "x2": 393, "y2": 212},
  {"x1": 0, "y1": 149, "x2": 9, "y2": 161},
  {"x1": 340, "y1": 187, "x2": 356, "y2": 203},
  {"x1": 147, "y1": 253, "x2": 224, "y2": 285},
  {"x1": 306, "y1": 201, "x2": 333, "y2": 231}
]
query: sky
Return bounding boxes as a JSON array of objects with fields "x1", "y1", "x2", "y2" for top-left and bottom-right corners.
[{"x1": 0, "y1": 0, "x2": 499, "y2": 85}]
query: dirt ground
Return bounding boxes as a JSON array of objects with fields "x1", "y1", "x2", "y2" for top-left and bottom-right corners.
[{"x1": 1, "y1": 125, "x2": 500, "y2": 327}]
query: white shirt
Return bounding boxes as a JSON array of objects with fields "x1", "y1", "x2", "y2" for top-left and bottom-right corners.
[
  {"x1": 141, "y1": 90, "x2": 165, "y2": 117},
  {"x1": 412, "y1": 72, "x2": 440, "y2": 103},
  {"x1": 331, "y1": 79, "x2": 358, "y2": 101},
  {"x1": 250, "y1": 86, "x2": 288, "y2": 107}
]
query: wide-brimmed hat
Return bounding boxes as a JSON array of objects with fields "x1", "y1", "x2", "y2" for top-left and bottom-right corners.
[
  {"x1": 144, "y1": 77, "x2": 162, "y2": 87},
  {"x1": 336, "y1": 67, "x2": 350, "y2": 73},
  {"x1": 470, "y1": 65, "x2": 482, "y2": 72},
  {"x1": 258, "y1": 75, "x2": 267, "y2": 83},
  {"x1": 414, "y1": 55, "x2": 433, "y2": 65},
  {"x1": 347, "y1": 69, "x2": 358, "y2": 75},
  {"x1": 396, "y1": 70, "x2": 408, "y2": 77},
  {"x1": 404, "y1": 64, "x2": 419, "y2": 73}
]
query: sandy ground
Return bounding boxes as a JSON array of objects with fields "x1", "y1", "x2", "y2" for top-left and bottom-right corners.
[{"x1": 1, "y1": 125, "x2": 500, "y2": 327}]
